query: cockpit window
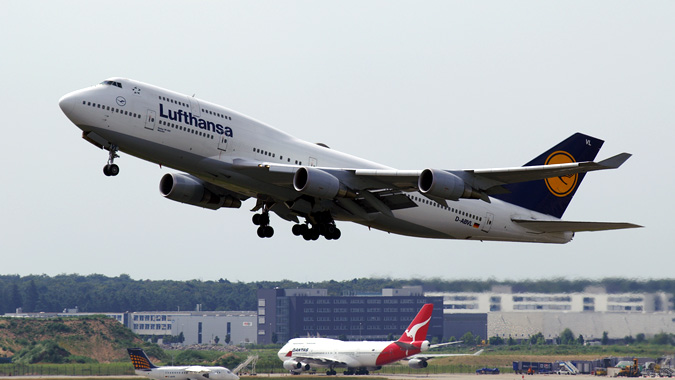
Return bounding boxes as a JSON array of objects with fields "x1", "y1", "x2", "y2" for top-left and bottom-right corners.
[{"x1": 100, "y1": 80, "x2": 123, "y2": 88}]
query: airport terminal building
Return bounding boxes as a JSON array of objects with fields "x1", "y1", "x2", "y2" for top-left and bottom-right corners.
[
  {"x1": 427, "y1": 286, "x2": 675, "y2": 341},
  {"x1": 256, "y1": 287, "x2": 444, "y2": 344}
]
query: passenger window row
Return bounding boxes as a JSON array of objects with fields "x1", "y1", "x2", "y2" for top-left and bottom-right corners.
[
  {"x1": 158, "y1": 119, "x2": 215, "y2": 140},
  {"x1": 159, "y1": 96, "x2": 188, "y2": 108},
  {"x1": 252, "y1": 147, "x2": 303, "y2": 165},
  {"x1": 409, "y1": 195, "x2": 482, "y2": 221},
  {"x1": 203, "y1": 107, "x2": 232, "y2": 121},
  {"x1": 82, "y1": 100, "x2": 141, "y2": 119}
]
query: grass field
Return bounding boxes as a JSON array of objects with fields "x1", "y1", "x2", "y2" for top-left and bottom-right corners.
[{"x1": 1, "y1": 344, "x2": 673, "y2": 377}]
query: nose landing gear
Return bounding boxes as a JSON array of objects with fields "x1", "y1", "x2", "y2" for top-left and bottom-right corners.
[{"x1": 103, "y1": 144, "x2": 120, "y2": 176}]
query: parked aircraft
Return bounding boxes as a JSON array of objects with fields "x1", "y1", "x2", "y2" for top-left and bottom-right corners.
[
  {"x1": 127, "y1": 348, "x2": 239, "y2": 380},
  {"x1": 59, "y1": 78, "x2": 640, "y2": 242},
  {"x1": 277, "y1": 303, "x2": 480, "y2": 375}
]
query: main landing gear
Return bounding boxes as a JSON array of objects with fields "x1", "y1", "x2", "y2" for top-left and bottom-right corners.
[
  {"x1": 291, "y1": 222, "x2": 341, "y2": 241},
  {"x1": 252, "y1": 211, "x2": 274, "y2": 238},
  {"x1": 103, "y1": 144, "x2": 120, "y2": 176}
]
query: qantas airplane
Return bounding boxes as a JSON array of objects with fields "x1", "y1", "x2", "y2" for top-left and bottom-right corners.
[
  {"x1": 277, "y1": 303, "x2": 480, "y2": 375},
  {"x1": 127, "y1": 348, "x2": 239, "y2": 380},
  {"x1": 59, "y1": 78, "x2": 640, "y2": 242}
]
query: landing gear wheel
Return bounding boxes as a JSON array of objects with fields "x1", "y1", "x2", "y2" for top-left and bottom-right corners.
[
  {"x1": 108, "y1": 164, "x2": 119, "y2": 176},
  {"x1": 254, "y1": 211, "x2": 273, "y2": 238},
  {"x1": 103, "y1": 145, "x2": 120, "y2": 177}
]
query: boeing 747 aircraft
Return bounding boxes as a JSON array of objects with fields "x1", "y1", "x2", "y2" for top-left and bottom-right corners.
[
  {"x1": 127, "y1": 348, "x2": 239, "y2": 380},
  {"x1": 278, "y1": 304, "x2": 480, "y2": 375},
  {"x1": 59, "y1": 78, "x2": 640, "y2": 242}
]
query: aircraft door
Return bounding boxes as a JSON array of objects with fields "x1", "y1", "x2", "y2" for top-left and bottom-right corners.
[
  {"x1": 218, "y1": 136, "x2": 228, "y2": 151},
  {"x1": 188, "y1": 97, "x2": 201, "y2": 116},
  {"x1": 145, "y1": 110, "x2": 156, "y2": 130},
  {"x1": 482, "y1": 212, "x2": 494, "y2": 232},
  {"x1": 309, "y1": 157, "x2": 317, "y2": 167}
]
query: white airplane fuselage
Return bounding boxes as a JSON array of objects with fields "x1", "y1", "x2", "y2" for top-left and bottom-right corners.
[
  {"x1": 278, "y1": 337, "x2": 423, "y2": 371},
  {"x1": 58, "y1": 78, "x2": 579, "y2": 243},
  {"x1": 136, "y1": 366, "x2": 238, "y2": 380}
]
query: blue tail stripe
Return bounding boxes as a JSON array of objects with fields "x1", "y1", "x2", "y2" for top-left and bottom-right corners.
[{"x1": 492, "y1": 133, "x2": 604, "y2": 218}]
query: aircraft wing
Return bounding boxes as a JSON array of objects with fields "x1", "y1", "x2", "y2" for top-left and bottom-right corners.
[
  {"x1": 290, "y1": 355, "x2": 348, "y2": 366},
  {"x1": 429, "y1": 340, "x2": 462, "y2": 349},
  {"x1": 226, "y1": 153, "x2": 631, "y2": 198},
  {"x1": 512, "y1": 219, "x2": 642, "y2": 232},
  {"x1": 410, "y1": 349, "x2": 484, "y2": 360},
  {"x1": 353, "y1": 153, "x2": 632, "y2": 194},
  {"x1": 185, "y1": 366, "x2": 212, "y2": 374}
]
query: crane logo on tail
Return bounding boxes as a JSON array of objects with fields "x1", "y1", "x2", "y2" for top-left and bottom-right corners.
[{"x1": 544, "y1": 151, "x2": 578, "y2": 197}]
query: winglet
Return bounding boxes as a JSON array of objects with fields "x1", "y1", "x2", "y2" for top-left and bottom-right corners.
[{"x1": 597, "y1": 152, "x2": 632, "y2": 169}]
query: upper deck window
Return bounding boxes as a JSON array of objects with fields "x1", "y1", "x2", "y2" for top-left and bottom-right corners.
[{"x1": 100, "y1": 80, "x2": 123, "y2": 88}]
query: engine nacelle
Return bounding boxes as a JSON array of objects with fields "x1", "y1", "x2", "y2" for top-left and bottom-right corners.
[
  {"x1": 159, "y1": 173, "x2": 241, "y2": 210},
  {"x1": 418, "y1": 169, "x2": 483, "y2": 201},
  {"x1": 283, "y1": 360, "x2": 310, "y2": 372},
  {"x1": 293, "y1": 167, "x2": 354, "y2": 199},
  {"x1": 408, "y1": 358, "x2": 428, "y2": 369},
  {"x1": 420, "y1": 340, "x2": 430, "y2": 352}
]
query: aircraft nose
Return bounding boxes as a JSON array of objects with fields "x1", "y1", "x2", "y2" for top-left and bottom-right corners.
[{"x1": 59, "y1": 92, "x2": 76, "y2": 115}]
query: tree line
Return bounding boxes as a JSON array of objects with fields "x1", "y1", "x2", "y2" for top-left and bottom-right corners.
[{"x1": 1, "y1": 274, "x2": 674, "y2": 314}]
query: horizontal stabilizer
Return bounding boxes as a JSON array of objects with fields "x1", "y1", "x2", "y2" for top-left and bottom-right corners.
[
  {"x1": 395, "y1": 341, "x2": 418, "y2": 351},
  {"x1": 597, "y1": 152, "x2": 632, "y2": 169},
  {"x1": 513, "y1": 219, "x2": 642, "y2": 233}
]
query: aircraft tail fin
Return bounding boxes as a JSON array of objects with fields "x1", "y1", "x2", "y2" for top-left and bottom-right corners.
[
  {"x1": 127, "y1": 348, "x2": 158, "y2": 370},
  {"x1": 398, "y1": 303, "x2": 433, "y2": 343},
  {"x1": 492, "y1": 132, "x2": 604, "y2": 218}
]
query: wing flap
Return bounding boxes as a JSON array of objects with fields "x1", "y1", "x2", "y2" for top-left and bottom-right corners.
[{"x1": 513, "y1": 219, "x2": 642, "y2": 233}]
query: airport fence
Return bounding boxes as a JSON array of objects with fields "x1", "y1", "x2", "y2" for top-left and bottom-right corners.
[
  {"x1": 0, "y1": 363, "x2": 135, "y2": 376},
  {"x1": 252, "y1": 364, "x2": 485, "y2": 375},
  {"x1": 0, "y1": 363, "x2": 486, "y2": 376}
]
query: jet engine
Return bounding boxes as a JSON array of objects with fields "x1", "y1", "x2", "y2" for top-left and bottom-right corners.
[
  {"x1": 159, "y1": 173, "x2": 241, "y2": 210},
  {"x1": 408, "y1": 358, "x2": 428, "y2": 369},
  {"x1": 283, "y1": 360, "x2": 310, "y2": 372},
  {"x1": 418, "y1": 169, "x2": 484, "y2": 201},
  {"x1": 293, "y1": 167, "x2": 355, "y2": 199}
]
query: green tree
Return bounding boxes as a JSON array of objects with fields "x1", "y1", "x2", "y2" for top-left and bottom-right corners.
[
  {"x1": 224, "y1": 333, "x2": 230, "y2": 344},
  {"x1": 559, "y1": 328, "x2": 575, "y2": 345},
  {"x1": 214, "y1": 336, "x2": 220, "y2": 345},
  {"x1": 507, "y1": 336, "x2": 516, "y2": 346},
  {"x1": 24, "y1": 280, "x2": 39, "y2": 312},
  {"x1": 636, "y1": 333, "x2": 646, "y2": 344},
  {"x1": 651, "y1": 332, "x2": 672, "y2": 345},
  {"x1": 624, "y1": 335, "x2": 635, "y2": 344},
  {"x1": 489, "y1": 336, "x2": 504, "y2": 345},
  {"x1": 577, "y1": 334, "x2": 585, "y2": 345},
  {"x1": 460, "y1": 331, "x2": 475, "y2": 345},
  {"x1": 601, "y1": 331, "x2": 609, "y2": 345},
  {"x1": 530, "y1": 332, "x2": 545, "y2": 345},
  {"x1": 10, "y1": 283, "x2": 22, "y2": 312}
]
